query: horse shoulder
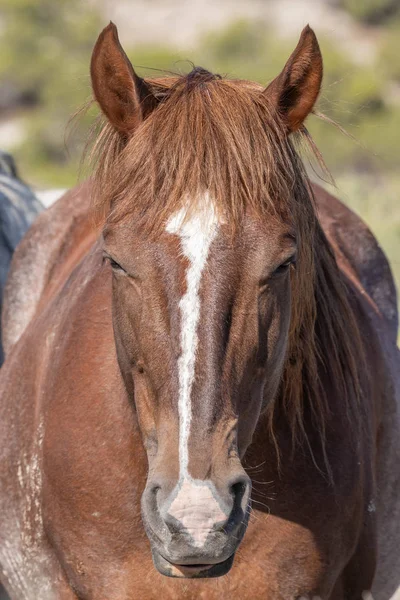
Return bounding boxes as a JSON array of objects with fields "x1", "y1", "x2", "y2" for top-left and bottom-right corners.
[
  {"x1": 1, "y1": 181, "x2": 95, "y2": 358},
  {"x1": 312, "y1": 182, "x2": 398, "y2": 342}
]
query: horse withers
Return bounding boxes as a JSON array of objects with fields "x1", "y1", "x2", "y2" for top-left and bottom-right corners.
[{"x1": 0, "y1": 24, "x2": 399, "y2": 600}]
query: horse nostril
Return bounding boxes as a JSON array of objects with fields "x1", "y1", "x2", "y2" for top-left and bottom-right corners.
[
  {"x1": 150, "y1": 483, "x2": 160, "y2": 495},
  {"x1": 228, "y1": 475, "x2": 251, "y2": 521},
  {"x1": 230, "y1": 479, "x2": 246, "y2": 501},
  {"x1": 144, "y1": 481, "x2": 163, "y2": 515}
]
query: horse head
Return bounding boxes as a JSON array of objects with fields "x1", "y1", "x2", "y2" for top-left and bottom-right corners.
[{"x1": 90, "y1": 22, "x2": 323, "y2": 578}]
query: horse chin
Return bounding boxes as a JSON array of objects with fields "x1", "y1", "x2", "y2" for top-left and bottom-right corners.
[{"x1": 152, "y1": 550, "x2": 235, "y2": 578}]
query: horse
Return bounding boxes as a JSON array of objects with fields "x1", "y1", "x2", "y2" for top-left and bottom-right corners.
[
  {"x1": 0, "y1": 23, "x2": 399, "y2": 600},
  {"x1": 0, "y1": 151, "x2": 43, "y2": 365}
]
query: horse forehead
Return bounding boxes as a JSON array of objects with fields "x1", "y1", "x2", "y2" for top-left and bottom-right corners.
[
  {"x1": 164, "y1": 201, "x2": 227, "y2": 287},
  {"x1": 163, "y1": 203, "x2": 277, "y2": 288},
  {"x1": 165, "y1": 200, "x2": 221, "y2": 251},
  {"x1": 164, "y1": 202, "x2": 287, "y2": 257}
]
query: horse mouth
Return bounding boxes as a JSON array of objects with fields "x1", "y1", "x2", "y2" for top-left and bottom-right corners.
[{"x1": 152, "y1": 550, "x2": 235, "y2": 578}]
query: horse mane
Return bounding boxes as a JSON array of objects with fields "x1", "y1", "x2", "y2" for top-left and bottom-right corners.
[{"x1": 89, "y1": 67, "x2": 364, "y2": 473}]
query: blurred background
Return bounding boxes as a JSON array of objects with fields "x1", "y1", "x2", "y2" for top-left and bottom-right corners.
[{"x1": 0, "y1": 0, "x2": 399, "y2": 301}]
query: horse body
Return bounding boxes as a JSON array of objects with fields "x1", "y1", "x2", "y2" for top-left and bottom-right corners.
[
  {"x1": 1, "y1": 24, "x2": 400, "y2": 600},
  {"x1": 1, "y1": 181, "x2": 398, "y2": 600}
]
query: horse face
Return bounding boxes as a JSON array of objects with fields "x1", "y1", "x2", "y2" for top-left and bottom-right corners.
[
  {"x1": 92, "y1": 20, "x2": 321, "y2": 580},
  {"x1": 103, "y1": 208, "x2": 296, "y2": 577}
]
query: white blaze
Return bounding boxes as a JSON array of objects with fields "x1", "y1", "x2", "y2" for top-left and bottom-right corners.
[
  {"x1": 166, "y1": 197, "x2": 219, "y2": 478},
  {"x1": 165, "y1": 199, "x2": 230, "y2": 546}
]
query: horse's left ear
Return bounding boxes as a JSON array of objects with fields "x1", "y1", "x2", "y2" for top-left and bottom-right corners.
[
  {"x1": 90, "y1": 22, "x2": 158, "y2": 135},
  {"x1": 264, "y1": 25, "x2": 322, "y2": 133}
]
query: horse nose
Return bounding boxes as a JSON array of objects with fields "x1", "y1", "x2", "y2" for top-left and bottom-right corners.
[{"x1": 161, "y1": 473, "x2": 251, "y2": 547}]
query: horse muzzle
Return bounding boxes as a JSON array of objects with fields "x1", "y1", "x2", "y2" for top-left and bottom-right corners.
[{"x1": 141, "y1": 472, "x2": 251, "y2": 578}]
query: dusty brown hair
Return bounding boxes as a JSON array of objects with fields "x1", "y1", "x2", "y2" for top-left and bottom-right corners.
[{"x1": 89, "y1": 68, "x2": 364, "y2": 473}]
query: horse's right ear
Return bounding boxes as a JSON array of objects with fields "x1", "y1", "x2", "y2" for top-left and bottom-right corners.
[{"x1": 90, "y1": 23, "x2": 158, "y2": 135}]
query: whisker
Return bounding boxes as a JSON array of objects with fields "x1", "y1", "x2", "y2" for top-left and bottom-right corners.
[
  {"x1": 244, "y1": 460, "x2": 266, "y2": 471},
  {"x1": 251, "y1": 498, "x2": 271, "y2": 512},
  {"x1": 250, "y1": 479, "x2": 274, "y2": 485}
]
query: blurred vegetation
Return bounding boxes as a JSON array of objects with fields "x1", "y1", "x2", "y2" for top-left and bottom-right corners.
[
  {"x1": 1, "y1": 4, "x2": 399, "y2": 181},
  {"x1": 0, "y1": 0, "x2": 102, "y2": 186},
  {"x1": 0, "y1": 1, "x2": 399, "y2": 309},
  {"x1": 379, "y1": 18, "x2": 400, "y2": 81},
  {"x1": 340, "y1": 0, "x2": 400, "y2": 24}
]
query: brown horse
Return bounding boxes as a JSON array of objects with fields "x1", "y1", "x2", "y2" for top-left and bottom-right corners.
[{"x1": 0, "y1": 23, "x2": 399, "y2": 600}]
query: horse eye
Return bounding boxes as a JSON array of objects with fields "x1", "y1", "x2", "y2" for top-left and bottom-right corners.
[
  {"x1": 110, "y1": 259, "x2": 125, "y2": 272},
  {"x1": 273, "y1": 257, "x2": 296, "y2": 276},
  {"x1": 103, "y1": 254, "x2": 126, "y2": 273}
]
